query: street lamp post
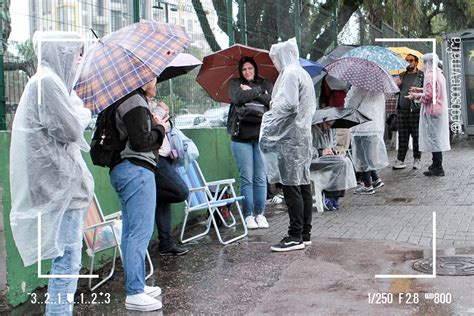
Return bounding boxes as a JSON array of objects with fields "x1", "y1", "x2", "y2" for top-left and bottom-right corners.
[{"x1": 152, "y1": 1, "x2": 178, "y2": 107}]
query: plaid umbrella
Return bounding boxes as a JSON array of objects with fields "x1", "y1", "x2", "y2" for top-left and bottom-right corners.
[
  {"x1": 325, "y1": 57, "x2": 399, "y2": 94},
  {"x1": 75, "y1": 21, "x2": 191, "y2": 113},
  {"x1": 312, "y1": 107, "x2": 371, "y2": 129},
  {"x1": 342, "y1": 45, "x2": 408, "y2": 73},
  {"x1": 196, "y1": 44, "x2": 278, "y2": 103}
]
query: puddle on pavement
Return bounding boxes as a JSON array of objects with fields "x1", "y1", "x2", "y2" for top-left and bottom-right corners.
[{"x1": 386, "y1": 246, "x2": 474, "y2": 263}]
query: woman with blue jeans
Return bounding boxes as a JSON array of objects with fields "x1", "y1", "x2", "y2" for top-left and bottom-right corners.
[
  {"x1": 110, "y1": 78, "x2": 168, "y2": 312},
  {"x1": 227, "y1": 56, "x2": 273, "y2": 229}
]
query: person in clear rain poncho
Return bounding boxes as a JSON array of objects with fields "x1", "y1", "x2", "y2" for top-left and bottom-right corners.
[
  {"x1": 406, "y1": 53, "x2": 450, "y2": 176},
  {"x1": 311, "y1": 120, "x2": 357, "y2": 211},
  {"x1": 260, "y1": 38, "x2": 317, "y2": 252},
  {"x1": 9, "y1": 31, "x2": 93, "y2": 315},
  {"x1": 344, "y1": 87, "x2": 388, "y2": 195}
]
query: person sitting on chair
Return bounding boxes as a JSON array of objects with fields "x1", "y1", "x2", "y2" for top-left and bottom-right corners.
[{"x1": 311, "y1": 120, "x2": 357, "y2": 211}]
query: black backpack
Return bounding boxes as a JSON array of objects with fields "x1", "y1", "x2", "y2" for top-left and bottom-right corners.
[{"x1": 90, "y1": 92, "x2": 139, "y2": 168}]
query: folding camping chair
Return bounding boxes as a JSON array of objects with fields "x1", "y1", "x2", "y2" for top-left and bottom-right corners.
[
  {"x1": 176, "y1": 160, "x2": 247, "y2": 245},
  {"x1": 83, "y1": 195, "x2": 154, "y2": 291}
]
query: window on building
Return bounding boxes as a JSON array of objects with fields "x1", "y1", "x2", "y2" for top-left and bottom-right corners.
[
  {"x1": 180, "y1": 18, "x2": 184, "y2": 26},
  {"x1": 172, "y1": 17, "x2": 177, "y2": 24},
  {"x1": 42, "y1": 0, "x2": 52, "y2": 15},
  {"x1": 111, "y1": 10, "x2": 122, "y2": 31},
  {"x1": 57, "y1": 5, "x2": 76, "y2": 32},
  {"x1": 187, "y1": 19, "x2": 193, "y2": 32},
  {"x1": 97, "y1": 0, "x2": 104, "y2": 16}
]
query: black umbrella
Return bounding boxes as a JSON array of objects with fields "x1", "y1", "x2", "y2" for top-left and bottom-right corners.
[
  {"x1": 157, "y1": 53, "x2": 202, "y2": 83},
  {"x1": 312, "y1": 107, "x2": 371, "y2": 129}
]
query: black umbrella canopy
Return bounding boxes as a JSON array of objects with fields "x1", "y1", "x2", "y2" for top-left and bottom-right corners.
[
  {"x1": 156, "y1": 53, "x2": 202, "y2": 83},
  {"x1": 312, "y1": 107, "x2": 371, "y2": 129}
]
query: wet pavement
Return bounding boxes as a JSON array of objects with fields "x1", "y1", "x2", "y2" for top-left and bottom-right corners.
[{"x1": 9, "y1": 137, "x2": 474, "y2": 315}]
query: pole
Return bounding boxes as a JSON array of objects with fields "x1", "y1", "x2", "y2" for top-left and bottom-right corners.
[
  {"x1": 294, "y1": 0, "x2": 301, "y2": 46},
  {"x1": 226, "y1": 0, "x2": 234, "y2": 45},
  {"x1": 238, "y1": 0, "x2": 247, "y2": 45},
  {"x1": 333, "y1": 0, "x2": 338, "y2": 47},
  {"x1": 0, "y1": 0, "x2": 6, "y2": 130},
  {"x1": 133, "y1": 0, "x2": 140, "y2": 23}
]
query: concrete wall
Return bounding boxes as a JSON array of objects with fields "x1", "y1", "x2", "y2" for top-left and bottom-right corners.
[{"x1": 0, "y1": 128, "x2": 238, "y2": 306}]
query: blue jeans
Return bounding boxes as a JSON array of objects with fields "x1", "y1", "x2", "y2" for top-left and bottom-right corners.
[
  {"x1": 110, "y1": 160, "x2": 156, "y2": 295},
  {"x1": 155, "y1": 157, "x2": 189, "y2": 251},
  {"x1": 231, "y1": 141, "x2": 267, "y2": 217},
  {"x1": 46, "y1": 209, "x2": 84, "y2": 316}
]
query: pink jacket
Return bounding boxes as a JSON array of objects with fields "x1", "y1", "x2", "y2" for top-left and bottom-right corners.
[{"x1": 412, "y1": 68, "x2": 446, "y2": 116}]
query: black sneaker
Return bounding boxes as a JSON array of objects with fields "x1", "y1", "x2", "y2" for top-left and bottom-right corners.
[
  {"x1": 372, "y1": 178, "x2": 385, "y2": 189},
  {"x1": 302, "y1": 235, "x2": 312, "y2": 246},
  {"x1": 271, "y1": 236, "x2": 305, "y2": 252},
  {"x1": 159, "y1": 244, "x2": 189, "y2": 256},
  {"x1": 423, "y1": 168, "x2": 445, "y2": 177}
]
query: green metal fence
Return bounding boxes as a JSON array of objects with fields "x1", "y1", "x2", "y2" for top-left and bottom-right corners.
[{"x1": 1, "y1": 0, "x2": 434, "y2": 130}]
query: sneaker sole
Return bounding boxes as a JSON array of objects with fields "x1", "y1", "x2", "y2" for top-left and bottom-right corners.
[
  {"x1": 373, "y1": 183, "x2": 384, "y2": 189},
  {"x1": 303, "y1": 241, "x2": 312, "y2": 246},
  {"x1": 392, "y1": 166, "x2": 406, "y2": 170},
  {"x1": 271, "y1": 244, "x2": 305, "y2": 252},
  {"x1": 258, "y1": 225, "x2": 269, "y2": 229},
  {"x1": 159, "y1": 250, "x2": 189, "y2": 256},
  {"x1": 125, "y1": 302, "x2": 162, "y2": 311}
]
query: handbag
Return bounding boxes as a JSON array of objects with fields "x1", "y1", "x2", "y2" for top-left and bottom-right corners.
[{"x1": 235, "y1": 101, "x2": 267, "y2": 123}]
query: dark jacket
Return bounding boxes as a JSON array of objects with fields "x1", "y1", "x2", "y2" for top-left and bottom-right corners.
[
  {"x1": 227, "y1": 77, "x2": 273, "y2": 142},
  {"x1": 115, "y1": 88, "x2": 166, "y2": 171}
]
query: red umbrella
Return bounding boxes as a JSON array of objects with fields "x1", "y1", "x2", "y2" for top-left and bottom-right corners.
[{"x1": 196, "y1": 44, "x2": 278, "y2": 103}]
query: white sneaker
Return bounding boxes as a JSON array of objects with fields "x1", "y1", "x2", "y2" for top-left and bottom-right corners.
[
  {"x1": 245, "y1": 216, "x2": 259, "y2": 229},
  {"x1": 125, "y1": 293, "x2": 162, "y2": 311},
  {"x1": 256, "y1": 215, "x2": 269, "y2": 228},
  {"x1": 413, "y1": 159, "x2": 421, "y2": 170},
  {"x1": 144, "y1": 285, "x2": 162, "y2": 298},
  {"x1": 393, "y1": 159, "x2": 406, "y2": 169}
]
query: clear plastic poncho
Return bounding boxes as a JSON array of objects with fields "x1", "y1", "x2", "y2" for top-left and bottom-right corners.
[
  {"x1": 310, "y1": 125, "x2": 357, "y2": 191},
  {"x1": 10, "y1": 31, "x2": 94, "y2": 266},
  {"x1": 344, "y1": 86, "x2": 388, "y2": 172},
  {"x1": 260, "y1": 38, "x2": 316, "y2": 185},
  {"x1": 413, "y1": 53, "x2": 451, "y2": 153}
]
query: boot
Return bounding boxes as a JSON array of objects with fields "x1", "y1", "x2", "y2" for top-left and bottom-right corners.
[{"x1": 423, "y1": 166, "x2": 445, "y2": 177}]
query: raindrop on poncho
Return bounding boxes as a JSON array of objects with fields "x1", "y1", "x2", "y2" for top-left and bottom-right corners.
[
  {"x1": 9, "y1": 31, "x2": 94, "y2": 266},
  {"x1": 260, "y1": 38, "x2": 317, "y2": 185}
]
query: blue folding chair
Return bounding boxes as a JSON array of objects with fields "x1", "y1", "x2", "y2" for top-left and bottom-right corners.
[{"x1": 176, "y1": 160, "x2": 247, "y2": 245}]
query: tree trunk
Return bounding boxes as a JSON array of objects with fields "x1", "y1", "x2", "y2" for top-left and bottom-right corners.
[{"x1": 191, "y1": 0, "x2": 221, "y2": 52}]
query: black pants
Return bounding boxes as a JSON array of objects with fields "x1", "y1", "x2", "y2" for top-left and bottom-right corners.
[
  {"x1": 360, "y1": 170, "x2": 379, "y2": 187},
  {"x1": 155, "y1": 157, "x2": 189, "y2": 250},
  {"x1": 397, "y1": 110, "x2": 421, "y2": 161},
  {"x1": 324, "y1": 190, "x2": 345, "y2": 198},
  {"x1": 432, "y1": 152, "x2": 443, "y2": 169},
  {"x1": 282, "y1": 184, "x2": 313, "y2": 240}
]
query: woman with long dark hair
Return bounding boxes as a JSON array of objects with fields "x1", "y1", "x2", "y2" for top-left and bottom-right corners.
[{"x1": 227, "y1": 56, "x2": 273, "y2": 229}]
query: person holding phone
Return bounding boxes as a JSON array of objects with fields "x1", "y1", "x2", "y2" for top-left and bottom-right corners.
[
  {"x1": 405, "y1": 53, "x2": 450, "y2": 176},
  {"x1": 148, "y1": 94, "x2": 190, "y2": 256}
]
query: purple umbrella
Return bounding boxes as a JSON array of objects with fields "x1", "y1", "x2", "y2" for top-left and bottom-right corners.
[
  {"x1": 157, "y1": 53, "x2": 202, "y2": 83},
  {"x1": 325, "y1": 57, "x2": 399, "y2": 94}
]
